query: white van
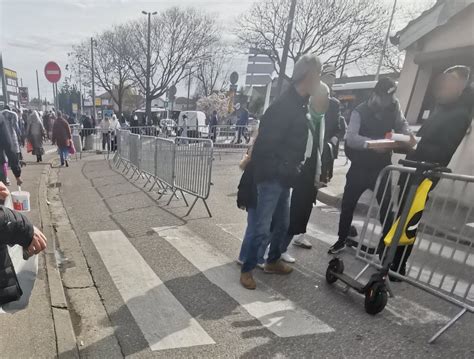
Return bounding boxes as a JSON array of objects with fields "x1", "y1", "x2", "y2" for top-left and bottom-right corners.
[{"x1": 177, "y1": 111, "x2": 208, "y2": 138}]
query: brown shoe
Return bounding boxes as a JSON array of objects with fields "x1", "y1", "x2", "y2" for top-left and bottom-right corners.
[
  {"x1": 240, "y1": 272, "x2": 256, "y2": 290},
  {"x1": 264, "y1": 259, "x2": 293, "y2": 274}
]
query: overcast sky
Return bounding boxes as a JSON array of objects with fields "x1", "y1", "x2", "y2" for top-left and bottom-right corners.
[{"x1": 1, "y1": 0, "x2": 432, "y2": 102}]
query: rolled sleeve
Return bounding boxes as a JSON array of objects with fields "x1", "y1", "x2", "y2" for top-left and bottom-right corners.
[{"x1": 346, "y1": 110, "x2": 371, "y2": 150}]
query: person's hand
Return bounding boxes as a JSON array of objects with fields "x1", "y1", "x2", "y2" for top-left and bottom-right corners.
[
  {"x1": 408, "y1": 134, "x2": 417, "y2": 148},
  {"x1": 27, "y1": 226, "x2": 48, "y2": 256},
  {"x1": 0, "y1": 181, "x2": 10, "y2": 200},
  {"x1": 16, "y1": 176, "x2": 23, "y2": 186}
]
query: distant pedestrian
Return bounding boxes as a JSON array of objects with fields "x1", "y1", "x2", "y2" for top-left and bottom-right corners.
[
  {"x1": 81, "y1": 116, "x2": 95, "y2": 151},
  {"x1": 26, "y1": 111, "x2": 46, "y2": 163},
  {"x1": 52, "y1": 111, "x2": 72, "y2": 167},
  {"x1": 209, "y1": 110, "x2": 218, "y2": 142},
  {"x1": 99, "y1": 116, "x2": 111, "y2": 151},
  {"x1": 320, "y1": 64, "x2": 345, "y2": 185},
  {"x1": 236, "y1": 107, "x2": 249, "y2": 144},
  {"x1": 110, "y1": 114, "x2": 121, "y2": 152},
  {"x1": 2, "y1": 106, "x2": 23, "y2": 166}
]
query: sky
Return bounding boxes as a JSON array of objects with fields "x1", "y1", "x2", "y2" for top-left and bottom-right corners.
[{"x1": 0, "y1": 0, "x2": 434, "y2": 103}]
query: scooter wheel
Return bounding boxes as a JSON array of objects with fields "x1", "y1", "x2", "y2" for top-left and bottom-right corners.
[
  {"x1": 364, "y1": 283, "x2": 388, "y2": 315},
  {"x1": 326, "y1": 258, "x2": 344, "y2": 284}
]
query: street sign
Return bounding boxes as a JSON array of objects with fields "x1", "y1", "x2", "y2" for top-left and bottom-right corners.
[
  {"x1": 230, "y1": 71, "x2": 239, "y2": 85},
  {"x1": 72, "y1": 103, "x2": 78, "y2": 113},
  {"x1": 246, "y1": 63, "x2": 274, "y2": 74},
  {"x1": 18, "y1": 87, "x2": 29, "y2": 105},
  {"x1": 44, "y1": 61, "x2": 61, "y2": 83},
  {"x1": 168, "y1": 85, "x2": 177, "y2": 97},
  {"x1": 245, "y1": 74, "x2": 272, "y2": 86}
]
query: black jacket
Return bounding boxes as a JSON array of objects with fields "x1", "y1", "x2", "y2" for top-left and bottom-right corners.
[
  {"x1": 407, "y1": 93, "x2": 472, "y2": 167},
  {"x1": 322, "y1": 97, "x2": 343, "y2": 160},
  {"x1": 252, "y1": 86, "x2": 309, "y2": 187},
  {"x1": 0, "y1": 206, "x2": 35, "y2": 305},
  {"x1": 0, "y1": 113, "x2": 21, "y2": 180}
]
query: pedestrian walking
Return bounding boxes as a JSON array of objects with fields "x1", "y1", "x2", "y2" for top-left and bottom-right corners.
[
  {"x1": 110, "y1": 114, "x2": 121, "y2": 152},
  {"x1": 319, "y1": 65, "x2": 345, "y2": 185},
  {"x1": 26, "y1": 111, "x2": 46, "y2": 163},
  {"x1": 52, "y1": 111, "x2": 72, "y2": 167},
  {"x1": 99, "y1": 116, "x2": 111, "y2": 151},
  {"x1": 328, "y1": 78, "x2": 416, "y2": 255},
  {"x1": 239, "y1": 54, "x2": 322, "y2": 290},
  {"x1": 2, "y1": 106, "x2": 23, "y2": 167},
  {"x1": 0, "y1": 112, "x2": 22, "y2": 186},
  {"x1": 209, "y1": 110, "x2": 218, "y2": 142},
  {"x1": 236, "y1": 107, "x2": 249, "y2": 144},
  {"x1": 390, "y1": 65, "x2": 472, "y2": 276},
  {"x1": 80, "y1": 115, "x2": 95, "y2": 151}
]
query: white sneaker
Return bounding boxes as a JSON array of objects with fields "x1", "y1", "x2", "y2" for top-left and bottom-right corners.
[
  {"x1": 280, "y1": 252, "x2": 296, "y2": 263},
  {"x1": 293, "y1": 236, "x2": 312, "y2": 249},
  {"x1": 257, "y1": 263, "x2": 265, "y2": 270}
]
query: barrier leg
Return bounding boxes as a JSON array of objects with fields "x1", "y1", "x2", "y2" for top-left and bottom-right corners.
[
  {"x1": 429, "y1": 308, "x2": 467, "y2": 344},
  {"x1": 185, "y1": 197, "x2": 199, "y2": 217},
  {"x1": 202, "y1": 198, "x2": 212, "y2": 218},
  {"x1": 179, "y1": 190, "x2": 189, "y2": 207},
  {"x1": 166, "y1": 189, "x2": 178, "y2": 205}
]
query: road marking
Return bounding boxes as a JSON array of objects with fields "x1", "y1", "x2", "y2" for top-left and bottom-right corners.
[
  {"x1": 154, "y1": 226, "x2": 334, "y2": 337},
  {"x1": 89, "y1": 230, "x2": 215, "y2": 351},
  {"x1": 216, "y1": 223, "x2": 245, "y2": 241},
  {"x1": 306, "y1": 223, "x2": 338, "y2": 246}
]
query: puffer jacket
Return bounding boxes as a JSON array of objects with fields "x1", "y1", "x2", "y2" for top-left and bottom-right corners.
[{"x1": 0, "y1": 206, "x2": 34, "y2": 305}]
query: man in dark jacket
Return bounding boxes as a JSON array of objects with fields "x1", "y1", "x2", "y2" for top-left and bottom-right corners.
[
  {"x1": 240, "y1": 54, "x2": 322, "y2": 290},
  {"x1": 0, "y1": 112, "x2": 22, "y2": 186},
  {"x1": 391, "y1": 65, "x2": 472, "y2": 275},
  {"x1": 328, "y1": 78, "x2": 415, "y2": 255},
  {"x1": 0, "y1": 182, "x2": 47, "y2": 305},
  {"x1": 209, "y1": 110, "x2": 218, "y2": 142}
]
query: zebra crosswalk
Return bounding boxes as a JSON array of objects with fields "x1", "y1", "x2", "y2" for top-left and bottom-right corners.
[{"x1": 89, "y1": 226, "x2": 452, "y2": 353}]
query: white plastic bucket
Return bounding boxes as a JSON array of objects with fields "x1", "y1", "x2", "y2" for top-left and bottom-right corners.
[{"x1": 11, "y1": 191, "x2": 30, "y2": 212}]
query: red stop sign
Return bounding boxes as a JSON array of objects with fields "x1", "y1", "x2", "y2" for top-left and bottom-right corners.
[{"x1": 44, "y1": 61, "x2": 61, "y2": 83}]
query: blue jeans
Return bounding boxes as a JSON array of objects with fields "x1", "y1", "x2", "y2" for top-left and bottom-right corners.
[
  {"x1": 59, "y1": 147, "x2": 69, "y2": 165},
  {"x1": 241, "y1": 180, "x2": 290, "y2": 273},
  {"x1": 238, "y1": 207, "x2": 269, "y2": 265}
]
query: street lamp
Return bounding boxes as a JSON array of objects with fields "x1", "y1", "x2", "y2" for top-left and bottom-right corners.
[
  {"x1": 91, "y1": 37, "x2": 98, "y2": 119},
  {"x1": 142, "y1": 10, "x2": 157, "y2": 124}
]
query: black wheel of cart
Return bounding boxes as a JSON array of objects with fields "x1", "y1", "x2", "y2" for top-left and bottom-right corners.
[
  {"x1": 326, "y1": 258, "x2": 344, "y2": 284},
  {"x1": 364, "y1": 282, "x2": 388, "y2": 315}
]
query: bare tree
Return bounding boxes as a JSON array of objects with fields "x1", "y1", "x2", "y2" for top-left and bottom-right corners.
[
  {"x1": 194, "y1": 43, "x2": 231, "y2": 97},
  {"x1": 237, "y1": 0, "x2": 388, "y2": 80},
  {"x1": 70, "y1": 26, "x2": 134, "y2": 114},
  {"x1": 124, "y1": 7, "x2": 219, "y2": 112}
]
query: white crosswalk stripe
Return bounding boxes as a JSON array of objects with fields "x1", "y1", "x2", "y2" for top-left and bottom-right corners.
[
  {"x1": 154, "y1": 226, "x2": 335, "y2": 337},
  {"x1": 89, "y1": 230, "x2": 215, "y2": 351}
]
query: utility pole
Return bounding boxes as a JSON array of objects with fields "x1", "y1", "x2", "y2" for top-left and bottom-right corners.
[
  {"x1": 276, "y1": 0, "x2": 297, "y2": 97},
  {"x1": 91, "y1": 37, "x2": 96, "y2": 119},
  {"x1": 375, "y1": 0, "x2": 398, "y2": 81},
  {"x1": 186, "y1": 68, "x2": 192, "y2": 110},
  {"x1": 36, "y1": 70, "x2": 41, "y2": 110},
  {"x1": 142, "y1": 11, "x2": 157, "y2": 123},
  {"x1": 0, "y1": 53, "x2": 7, "y2": 106}
]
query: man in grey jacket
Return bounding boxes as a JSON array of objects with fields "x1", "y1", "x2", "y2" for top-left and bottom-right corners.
[{"x1": 328, "y1": 78, "x2": 415, "y2": 254}]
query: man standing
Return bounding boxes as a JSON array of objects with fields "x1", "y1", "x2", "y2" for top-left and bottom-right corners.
[
  {"x1": 319, "y1": 65, "x2": 345, "y2": 185},
  {"x1": 391, "y1": 65, "x2": 472, "y2": 274},
  {"x1": 240, "y1": 54, "x2": 322, "y2": 290},
  {"x1": 328, "y1": 78, "x2": 415, "y2": 254},
  {"x1": 209, "y1": 110, "x2": 218, "y2": 142}
]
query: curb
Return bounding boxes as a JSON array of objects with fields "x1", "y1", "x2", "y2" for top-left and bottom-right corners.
[
  {"x1": 39, "y1": 164, "x2": 79, "y2": 358},
  {"x1": 317, "y1": 187, "x2": 371, "y2": 214}
]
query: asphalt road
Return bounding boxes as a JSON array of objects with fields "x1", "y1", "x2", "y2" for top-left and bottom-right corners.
[{"x1": 56, "y1": 153, "x2": 474, "y2": 358}]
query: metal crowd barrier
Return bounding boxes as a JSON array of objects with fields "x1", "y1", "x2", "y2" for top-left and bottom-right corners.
[
  {"x1": 173, "y1": 137, "x2": 213, "y2": 217},
  {"x1": 114, "y1": 129, "x2": 214, "y2": 217},
  {"x1": 326, "y1": 162, "x2": 473, "y2": 343},
  {"x1": 69, "y1": 125, "x2": 113, "y2": 159}
]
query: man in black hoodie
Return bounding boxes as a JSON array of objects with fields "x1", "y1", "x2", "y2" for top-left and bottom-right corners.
[{"x1": 391, "y1": 65, "x2": 472, "y2": 275}]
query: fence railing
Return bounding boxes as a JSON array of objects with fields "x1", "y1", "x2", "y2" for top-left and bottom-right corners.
[
  {"x1": 70, "y1": 126, "x2": 115, "y2": 159},
  {"x1": 113, "y1": 129, "x2": 213, "y2": 217}
]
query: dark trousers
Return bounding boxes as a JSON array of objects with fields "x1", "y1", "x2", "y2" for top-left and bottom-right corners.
[
  {"x1": 338, "y1": 166, "x2": 393, "y2": 241},
  {"x1": 102, "y1": 133, "x2": 110, "y2": 151}
]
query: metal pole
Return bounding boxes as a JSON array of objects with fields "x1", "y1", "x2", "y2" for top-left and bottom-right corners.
[
  {"x1": 36, "y1": 70, "x2": 41, "y2": 110},
  {"x1": 375, "y1": 0, "x2": 398, "y2": 81},
  {"x1": 91, "y1": 37, "x2": 96, "y2": 119},
  {"x1": 187, "y1": 68, "x2": 191, "y2": 110},
  {"x1": 145, "y1": 12, "x2": 152, "y2": 123},
  {"x1": 339, "y1": 41, "x2": 350, "y2": 79},
  {"x1": 276, "y1": 0, "x2": 297, "y2": 97},
  {"x1": 52, "y1": 83, "x2": 55, "y2": 110}
]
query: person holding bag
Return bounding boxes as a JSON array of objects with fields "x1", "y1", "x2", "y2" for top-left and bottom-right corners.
[
  {"x1": 51, "y1": 111, "x2": 72, "y2": 167},
  {"x1": 0, "y1": 181, "x2": 47, "y2": 305}
]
